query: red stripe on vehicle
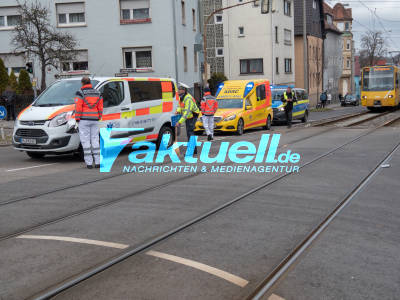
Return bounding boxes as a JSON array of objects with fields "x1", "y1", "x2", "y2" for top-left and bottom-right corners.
[
  {"x1": 17, "y1": 105, "x2": 31, "y2": 120},
  {"x1": 161, "y1": 81, "x2": 173, "y2": 92},
  {"x1": 47, "y1": 104, "x2": 75, "y2": 120},
  {"x1": 136, "y1": 107, "x2": 150, "y2": 116},
  {"x1": 146, "y1": 134, "x2": 159, "y2": 140},
  {"x1": 162, "y1": 102, "x2": 173, "y2": 112},
  {"x1": 102, "y1": 113, "x2": 121, "y2": 120},
  {"x1": 245, "y1": 118, "x2": 267, "y2": 128}
]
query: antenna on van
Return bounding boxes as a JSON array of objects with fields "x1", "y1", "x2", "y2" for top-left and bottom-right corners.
[{"x1": 91, "y1": 62, "x2": 106, "y2": 80}]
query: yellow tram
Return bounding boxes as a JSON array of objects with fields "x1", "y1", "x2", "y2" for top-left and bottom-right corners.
[{"x1": 361, "y1": 65, "x2": 400, "y2": 110}]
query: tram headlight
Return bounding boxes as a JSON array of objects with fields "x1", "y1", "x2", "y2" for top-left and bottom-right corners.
[{"x1": 388, "y1": 95, "x2": 394, "y2": 98}]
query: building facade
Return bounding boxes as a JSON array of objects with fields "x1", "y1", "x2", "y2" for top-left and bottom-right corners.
[
  {"x1": 332, "y1": 3, "x2": 353, "y2": 96},
  {"x1": 0, "y1": 0, "x2": 201, "y2": 90},
  {"x1": 322, "y1": 2, "x2": 343, "y2": 102},
  {"x1": 202, "y1": 0, "x2": 295, "y2": 85},
  {"x1": 294, "y1": 0, "x2": 325, "y2": 106}
]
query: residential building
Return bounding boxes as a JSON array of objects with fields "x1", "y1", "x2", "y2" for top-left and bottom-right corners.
[
  {"x1": 322, "y1": 2, "x2": 343, "y2": 102},
  {"x1": 0, "y1": 0, "x2": 201, "y2": 90},
  {"x1": 202, "y1": 0, "x2": 295, "y2": 86},
  {"x1": 332, "y1": 2, "x2": 353, "y2": 95},
  {"x1": 293, "y1": 0, "x2": 325, "y2": 106}
]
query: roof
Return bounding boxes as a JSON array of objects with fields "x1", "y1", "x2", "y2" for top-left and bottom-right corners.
[
  {"x1": 333, "y1": 3, "x2": 353, "y2": 21},
  {"x1": 323, "y1": 2, "x2": 342, "y2": 34}
]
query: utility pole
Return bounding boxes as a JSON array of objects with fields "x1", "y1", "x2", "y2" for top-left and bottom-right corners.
[
  {"x1": 303, "y1": 0, "x2": 309, "y2": 94},
  {"x1": 202, "y1": 0, "x2": 257, "y2": 85}
]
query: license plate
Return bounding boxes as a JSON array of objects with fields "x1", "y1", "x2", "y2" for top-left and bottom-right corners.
[{"x1": 21, "y1": 138, "x2": 37, "y2": 144}]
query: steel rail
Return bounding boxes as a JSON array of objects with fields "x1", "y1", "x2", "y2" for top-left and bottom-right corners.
[
  {"x1": 30, "y1": 113, "x2": 400, "y2": 300},
  {"x1": 247, "y1": 142, "x2": 400, "y2": 300}
]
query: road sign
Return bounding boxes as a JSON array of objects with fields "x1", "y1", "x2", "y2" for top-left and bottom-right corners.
[{"x1": 0, "y1": 106, "x2": 6, "y2": 120}]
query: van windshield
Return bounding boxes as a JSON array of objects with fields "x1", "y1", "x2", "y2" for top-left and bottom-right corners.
[
  {"x1": 217, "y1": 98, "x2": 243, "y2": 109},
  {"x1": 34, "y1": 80, "x2": 99, "y2": 107}
]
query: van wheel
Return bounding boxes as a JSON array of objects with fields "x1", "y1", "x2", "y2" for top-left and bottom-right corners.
[
  {"x1": 301, "y1": 110, "x2": 309, "y2": 123},
  {"x1": 27, "y1": 152, "x2": 45, "y2": 159},
  {"x1": 264, "y1": 115, "x2": 272, "y2": 130},
  {"x1": 236, "y1": 119, "x2": 244, "y2": 135},
  {"x1": 156, "y1": 125, "x2": 175, "y2": 149}
]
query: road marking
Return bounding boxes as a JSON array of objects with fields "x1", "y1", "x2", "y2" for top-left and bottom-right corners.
[
  {"x1": 146, "y1": 250, "x2": 249, "y2": 287},
  {"x1": 6, "y1": 163, "x2": 57, "y2": 172},
  {"x1": 16, "y1": 235, "x2": 129, "y2": 249},
  {"x1": 268, "y1": 294, "x2": 286, "y2": 300}
]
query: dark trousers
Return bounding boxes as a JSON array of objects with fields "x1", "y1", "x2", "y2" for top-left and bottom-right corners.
[
  {"x1": 285, "y1": 105, "x2": 293, "y2": 126},
  {"x1": 321, "y1": 100, "x2": 327, "y2": 108},
  {"x1": 6, "y1": 104, "x2": 15, "y2": 121},
  {"x1": 185, "y1": 115, "x2": 198, "y2": 154}
]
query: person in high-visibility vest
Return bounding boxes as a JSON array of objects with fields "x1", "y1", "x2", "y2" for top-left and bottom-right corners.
[
  {"x1": 200, "y1": 87, "x2": 218, "y2": 141},
  {"x1": 176, "y1": 85, "x2": 200, "y2": 154},
  {"x1": 75, "y1": 77, "x2": 103, "y2": 169},
  {"x1": 281, "y1": 87, "x2": 297, "y2": 128}
]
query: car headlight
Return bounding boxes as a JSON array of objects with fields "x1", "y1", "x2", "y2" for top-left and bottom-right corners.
[
  {"x1": 224, "y1": 114, "x2": 236, "y2": 121},
  {"x1": 278, "y1": 107, "x2": 285, "y2": 112},
  {"x1": 49, "y1": 111, "x2": 74, "y2": 127}
]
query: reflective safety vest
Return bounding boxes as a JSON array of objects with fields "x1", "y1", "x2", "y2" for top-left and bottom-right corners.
[
  {"x1": 176, "y1": 93, "x2": 200, "y2": 124},
  {"x1": 201, "y1": 93, "x2": 218, "y2": 115},
  {"x1": 283, "y1": 91, "x2": 295, "y2": 100},
  {"x1": 75, "y1": 84, "x2": 103, "y2": 121}
]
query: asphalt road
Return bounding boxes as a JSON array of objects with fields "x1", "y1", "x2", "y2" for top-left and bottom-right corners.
[{"x1": 0, "y1": 106, "x2": 398, "y2": 300}]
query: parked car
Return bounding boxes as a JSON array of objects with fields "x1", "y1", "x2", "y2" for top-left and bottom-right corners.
[{"x1": 341, "y1": 94, "x2": 360, "y2": 106}]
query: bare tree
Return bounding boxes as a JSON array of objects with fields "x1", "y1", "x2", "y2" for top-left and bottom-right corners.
[
  {"x1": 12, "y1": 1, "x2": 78, "y2": 91},
  {"x1": 360, "y1": 31, "x2": 386, "y2": 67}
]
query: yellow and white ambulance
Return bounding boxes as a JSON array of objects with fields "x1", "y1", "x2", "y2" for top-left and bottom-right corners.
[{"x1": 195, "y1": 79, "x2": 273, "y2": 135}]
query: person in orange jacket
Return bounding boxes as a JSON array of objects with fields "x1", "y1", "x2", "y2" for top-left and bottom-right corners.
[
  {"x1": 75, "y1": 77, "x2": 103, "y2": 169},
  {"x1": 200, "y1": 87, "x2": 218, "y2": 141}
]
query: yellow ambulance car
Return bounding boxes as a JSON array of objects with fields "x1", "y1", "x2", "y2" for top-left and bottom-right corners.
[{"x1": 195, "y1": 80, "x2": 273, "y2": 135}]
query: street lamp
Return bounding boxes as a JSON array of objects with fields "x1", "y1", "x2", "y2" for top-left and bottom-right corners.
[{"x1": 202, "y1": 0, "x2": 263, "y2": 85}]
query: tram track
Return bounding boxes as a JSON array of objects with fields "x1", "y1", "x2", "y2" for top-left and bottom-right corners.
[
  {"x1": 247, "y1": 141, "x2": 400, "y2": 300},
  {"x1": 29, "y1": 113, "x2": 400, "y2": 300}
]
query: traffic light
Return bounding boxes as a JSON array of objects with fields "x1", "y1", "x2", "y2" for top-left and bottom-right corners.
[
  {"x1": 26, "y1": 62, "x2": 33, "y2": 74},
  {"x1": 261, "y1": 0, "x2": 269, "y2": 14}
]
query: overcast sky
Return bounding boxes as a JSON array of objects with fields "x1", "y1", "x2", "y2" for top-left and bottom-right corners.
[{"x1": 326, "y1": 0, "x2": 400, "y2": 55}]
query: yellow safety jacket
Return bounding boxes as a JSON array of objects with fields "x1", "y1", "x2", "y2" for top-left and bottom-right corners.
[{"x1": 176, "y1": 94, "x2": 200, "y2": 124}]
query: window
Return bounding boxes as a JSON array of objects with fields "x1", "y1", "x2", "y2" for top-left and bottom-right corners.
[
  {"x1": 99, "y1": 81, "x2": 125, "y2": 108},
  {"x1": 123, "y1": 47, "x2": 152, "y2": 70},
  {"x1": 346, "y1": 39, "x2": 351, "y2": 50},
  {"x1": 313, "y1": 0, "x2": 317, "y2": 9},
  {"x1": 181, "y1": 0, "x2": 185, "y2": 25},
  {"x1": 284, "y1": 29, "x2": 291, "y2": 45},
  {"x1": 284, "y1": 58, "x2": 292, "y2": 73},
  {"x1": 256, "y1": 85, "x2": 266, "y2": 101},
  {"x1": 327, "y1": 14, "x2": 332, "y2": 25},
  {"x1": 216, "y1": 48, "x2": 224, "y2": 57},
  {"x1": 0, "y1": 53, "x2": 25, "y2": 75},
  {"x1": 240, "y1": 59, "x2": 263, "y2": 74},
  {"x1": 215, "y1": 14, "x2": 222, "y2": 24},
  {"x1": 345, "y1": 22, "x2": 349, "y2": 31},
  {"x1": 275, "y1": 57, "x2": 279, "y2": 74},
  {"x1": 120, "y1": 0, "x2": 150, "y2": 23},
  {"x1": 0, "y1": 6, "x2": 21, "y2": 28},
  {"x1": 284, "y1": 0, "x2": 291, "y2": 16},
  {"x1": 275, "y1": 26, "x2": 278, "y2": 43},
  {"x1": 61, "y1": 50, "x2": 89, "y2": 72},
  {"x1": 184, "y1": 46, "x2": 188, "y2": 72},
  {"x1": 56, "y1": 2, "x2": 85, "y2": 26},
  {"x1": 194, "y1": 51, "x2": 198, "y2": 72},
  {"x1": 347, "y1": 59, "x2": 350, "y2": 69},
  {"x1": 192, "y1": 9, "x2": 196, "y2": 31},
  {"x1": 128, "y1": 81, "x2": 162, "y2": 103},
  {"x1": 239, "y1": 26, "x2": 244, "y2": 36}
]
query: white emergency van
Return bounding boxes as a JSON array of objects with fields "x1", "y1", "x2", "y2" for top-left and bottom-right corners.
[{"x1": 13, "y1": 77, "x2": 179, "y2": 158}]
